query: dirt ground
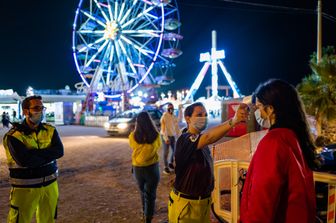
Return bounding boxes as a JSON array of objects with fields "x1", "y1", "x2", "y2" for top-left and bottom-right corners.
[{"x1": 0, "y1": 126, "x2": 220, "y2": 223}]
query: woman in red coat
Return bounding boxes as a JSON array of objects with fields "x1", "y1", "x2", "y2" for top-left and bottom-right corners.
[{"x1": 240, "y1": 79, "x2": 318, "y2": 223}]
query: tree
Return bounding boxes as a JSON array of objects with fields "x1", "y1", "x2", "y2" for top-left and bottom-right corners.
[{"x1": 297, "y1": 46, "x2": 336, "y2": 136}]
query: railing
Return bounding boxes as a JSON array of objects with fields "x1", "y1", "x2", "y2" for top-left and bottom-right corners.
[
  {"x1": 212, "y1": 160, "x2": 249, "y2": 223},
  {"x1": 212, "y1": 159, "x2": 336, "y2": 223},
  {"x1": 212, "y1": 131, "x2": 336, "y2": 223},
  {"x1": 314, "y1": 172, "x2": 336, "y2": 223}
]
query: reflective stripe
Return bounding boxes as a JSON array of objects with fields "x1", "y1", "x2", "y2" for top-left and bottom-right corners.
[
  {"x1": 8, "y1": 160, "x2": 55, "y2": 169},
  {"x1": 9, "y1": 170, "x2": 58, "y2": 186}
]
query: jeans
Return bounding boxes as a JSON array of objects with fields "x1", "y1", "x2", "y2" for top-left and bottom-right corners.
[
  {"x1": 133, "y1": 163, "x2": 160, "y2": 218},
  {"x1": 162, "y1": 136, "x2": 175, "y2": 168}
]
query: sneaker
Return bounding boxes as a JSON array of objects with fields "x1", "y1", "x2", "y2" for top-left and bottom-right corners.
[
  {"x1": 163, "y1": 167, "x2": 170, "y2": 175},
  {"x1": 168, "y1": 163, "x2": 175, "y2": 170}
]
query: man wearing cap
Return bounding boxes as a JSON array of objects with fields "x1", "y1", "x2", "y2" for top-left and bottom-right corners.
[{"x1": 3, "y1": 95, "x2": 64, "y2": 223}]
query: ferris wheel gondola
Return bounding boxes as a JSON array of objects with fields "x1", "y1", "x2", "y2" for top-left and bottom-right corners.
[{"x1": 72, "y1": 0, "x2": 182, "y2": 98}]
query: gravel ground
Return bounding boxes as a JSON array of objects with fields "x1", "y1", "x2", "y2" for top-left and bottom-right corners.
[{"x1": 0, "y1": 126, "x2": 215, "y2": 223}]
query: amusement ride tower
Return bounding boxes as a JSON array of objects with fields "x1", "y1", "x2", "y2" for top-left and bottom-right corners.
[{"x1": 183, "y1": 30, "x2": 242, "y2": 103}]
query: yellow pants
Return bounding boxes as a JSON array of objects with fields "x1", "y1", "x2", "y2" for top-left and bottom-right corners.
[
  {"x1": 168, "y1": 190, "x2": 211, "y2": 223},
  {"x1": 7, "y1": 181, "x2": 59, "y2": 223}
]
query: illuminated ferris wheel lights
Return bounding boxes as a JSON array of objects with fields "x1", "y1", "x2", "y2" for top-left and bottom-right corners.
[
  {"x1": 164, "y1": 18, "x2": 180, "y2": 30},
  {"x1": 142, "y1": 0, "x2": 153, "y2": 5},
  {"x1": 119, "y1": 5, "x2": 136, "y2": 24},
  {"x1": 145, "y1": 13, "x2": 159, "y2": 20},
  {"x1": 85, "y1": 40, "x2": 109, "y2": 68},
  {"x1": 151, "y1": 0, "x2": 172, "y2": 6},
  {"x1": 108, "y1": 45, "x2": 114, "y2": 61},
  {"x1": 121, "y1": 6, "x2": 155, "y2": 29},
  {"x1": 162, "y1": 32, "x2": 183, "y2": 41},
  {"x1": 107, "y1": 2, "x2": 113, "y2": 20},
  {"x1": 161, "y1": 48, "x2": 182, "y2": 59},
  {"x1": 118, "y1": 40, "x2": 137, "y2": 74},
  {"x1": 81, "y1": 10, "x2": 106, "y2": 28},
  {"x1": 119, "y1": 35, "x2": 153, "y2": 58},
  {"x1": 118, "y1": 2, "x2": 126, "y2": 21},
  {"x1": 77, "y1": 37, "x2": 106, "y2": 53},
  {"x1": 122, "y1": 30, "x2": 161, "y2": 38},
  {"x1": 98, "y1": 2, "x2": 108, "y2": 8},
  {"x1": 114, "y1": 2, "x2": 119, "y2": 21},
  {"x1": 73, "y1": 0, "x2": 180, "y2": 98},
  {"x1": 104, "y1": 21, "x2": 119, "y2": 40},
  {"x1": 93, "y1": 0, "x2": 110, "y2": 22},
  {"x1": 133, "y1": 64, "x2": 145, "y2": 68},
  {"x1": 78, "y1": 30, "x2": 105, "y2": 34}
]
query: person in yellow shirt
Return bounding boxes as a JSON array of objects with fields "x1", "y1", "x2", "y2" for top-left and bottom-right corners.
[{"x1": 129, "y1": 111, "x2": 161, "y2": 223}]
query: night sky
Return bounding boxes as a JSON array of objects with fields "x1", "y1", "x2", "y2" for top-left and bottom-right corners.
[{"x1": 1, "y1": 0, "x2": 335, "y2": 97}]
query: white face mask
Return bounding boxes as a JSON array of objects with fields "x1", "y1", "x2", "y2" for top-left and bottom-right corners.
[
  {"x1": 190, "y1": 117, "x2": 208, "y2": 132},
  {"x1": 254, "y1": 109, "x2": 271, "y2": 129}
]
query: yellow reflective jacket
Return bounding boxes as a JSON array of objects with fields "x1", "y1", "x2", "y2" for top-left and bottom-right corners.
[{"x1": 3, "y1": 120, "x2": 64, "y2": 187}]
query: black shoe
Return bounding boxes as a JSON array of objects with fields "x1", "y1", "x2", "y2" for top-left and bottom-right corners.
[
  {"x1": 145, "y1": 216, "x2": 152, "y2": 223},
  {"x1": 168, "y1": 163, "x2": 174, "y2": 170},
  {"x1": 163, "y1": 167, "x2": 170, "y2": 175}
]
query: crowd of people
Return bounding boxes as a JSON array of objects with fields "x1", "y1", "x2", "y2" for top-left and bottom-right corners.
[
  {"x1": 1, "y1": 78, "x2": 320, "y2": 223},
  {"x1": 1, "y1": 111, "x2": 10, "y2": 128},
  {"x1": 1, "y1": 110, "x2": 18, "y2": 128}
]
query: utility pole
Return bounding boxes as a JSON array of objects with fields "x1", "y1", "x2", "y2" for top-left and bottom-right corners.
[{"x1": 317, "y1": 0, "x2": 322, "y2": 63}]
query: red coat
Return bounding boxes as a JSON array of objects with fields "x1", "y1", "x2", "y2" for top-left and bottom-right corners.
[{"x1": 240, "y1": 128, "x2": 316, "y2": 223}]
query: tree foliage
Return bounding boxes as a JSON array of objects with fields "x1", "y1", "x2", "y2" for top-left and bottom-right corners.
[{"x1": 297, "y1": 46, "x2": 336, "y2": 128}]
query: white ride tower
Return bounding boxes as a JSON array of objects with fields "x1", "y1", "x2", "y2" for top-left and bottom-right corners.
[{"x1": 183, "y1": 30, "x2": 242, "y2": 103}]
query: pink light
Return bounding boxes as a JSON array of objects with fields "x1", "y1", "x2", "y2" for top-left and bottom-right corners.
[
  {"x1": 142, "y1": 0, "x2": 153, "y2": 5},
  {"x1": 99, "y1": 2, "x2": 108, "y2": 8},
  {"x1": 133, "y1": 63, "x2": 145, "y2": 68}
]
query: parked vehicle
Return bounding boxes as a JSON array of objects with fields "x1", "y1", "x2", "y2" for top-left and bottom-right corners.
[
  {"x1": 318, "y1": 143, "x2": 336, "y2": 172},
  {"x1": 104, "y1": 108, "x2": 162, "y2": 136}
]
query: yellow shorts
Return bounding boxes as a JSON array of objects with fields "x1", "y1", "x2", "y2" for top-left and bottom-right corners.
[{"x1": 168, "y1": 190, "x2": 211, "y2": 223}]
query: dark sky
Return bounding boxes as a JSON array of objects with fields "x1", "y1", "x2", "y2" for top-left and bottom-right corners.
[{"x1": 1, "y1": 0, "x2": 335, "y2": 97}]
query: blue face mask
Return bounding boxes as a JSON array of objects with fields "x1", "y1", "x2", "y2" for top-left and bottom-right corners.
[
  {"x1": 190, "y1": 117, "x2": 208, "y2": 132},
  {"x1": 29, "y1": 111, "x2": 44, "y2": 125},
  {"x1": 254, "y1": 109, "x2": 270, "y2": 129}
]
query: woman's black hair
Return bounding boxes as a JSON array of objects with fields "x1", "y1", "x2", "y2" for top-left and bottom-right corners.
[
  {"x1": 254, "y1": 79, "x2": 318, "y2": 169},
  {"x1": 184, "y1": 102, "x2": 204, "y2": 117},
  {"x1": 134, "y1": 111, "x2": 159, "y2": 144}
]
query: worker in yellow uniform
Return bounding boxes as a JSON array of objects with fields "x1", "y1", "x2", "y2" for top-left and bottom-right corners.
[{"x1": 3, "y1": 95, "x2": 64, "y2": 223}]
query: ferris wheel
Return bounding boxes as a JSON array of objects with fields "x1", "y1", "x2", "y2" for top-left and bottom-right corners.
[{"x1": 72, "y1": 0, "x2": 182, "y2": 98}]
